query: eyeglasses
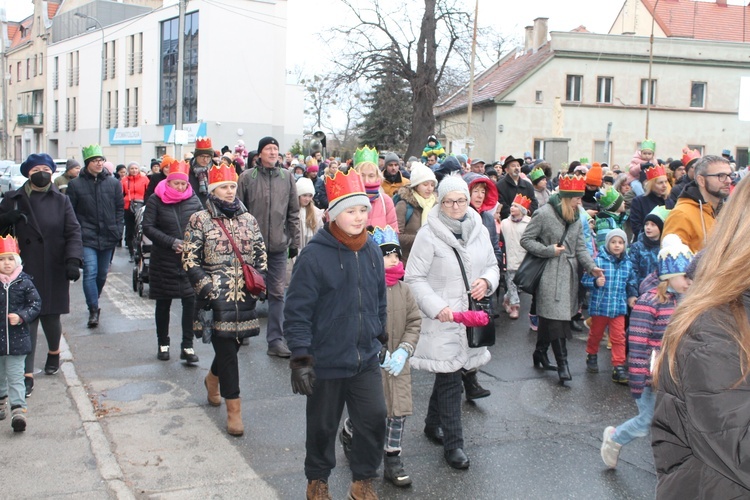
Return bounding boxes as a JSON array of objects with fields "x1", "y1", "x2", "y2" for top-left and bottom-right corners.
[
  {"x1": 702, "y1": 172, "x2": 732, "y2": 182},
  {"x1": 442, "y1": 199, "x2": 468, "y2": 207}
]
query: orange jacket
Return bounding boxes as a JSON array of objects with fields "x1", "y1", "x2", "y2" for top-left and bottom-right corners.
[
  {"x1": 662, "y1": 184, "x2": 717, "y2": 253},
  {"x1": 121, "y1": 174, "x2": 149, "y2": 210}
]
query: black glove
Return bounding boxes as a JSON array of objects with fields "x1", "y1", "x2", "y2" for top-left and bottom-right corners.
[
  {"x1": 288, "y1": 247, "x2": 298, "y2": 259},
  {"x1": 0, "y1": 210, "x2": 25, "y2": 228},
  {"x1": 65, "y1": 259, "x2": 81, "y2": 282},
  {"x1": 641, "y1": 162, "x2": 654, "y2": 169},
  {"x1": 290, "y1": 355, "x2": 315, "y2": 396}
]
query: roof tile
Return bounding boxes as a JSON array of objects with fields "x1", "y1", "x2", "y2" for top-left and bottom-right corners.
[{"x1": 645, "y1": 0, "x2": 750, "y2": 42}]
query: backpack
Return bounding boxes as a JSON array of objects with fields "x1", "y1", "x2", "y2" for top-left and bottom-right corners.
[{"x1": 391, "y1": 193, "x2": 414, "y2": 225}]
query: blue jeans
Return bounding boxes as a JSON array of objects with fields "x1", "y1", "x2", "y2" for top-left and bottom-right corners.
[
  {"x1": 0, "y1": 355, "x2": 27, "y2": 409},
  {"x1": 82, "y1": 246, "x2": 114, "y2": 310},
  {"x1": 613, "y1": 386, "x2": 655, "y2": 446}
]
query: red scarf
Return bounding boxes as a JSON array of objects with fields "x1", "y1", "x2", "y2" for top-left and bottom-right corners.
[
  {"x1": 329, "y1": 220, "x2": 368, "y2": 251},
  {"x1": 385, "y1": 262, "x2": 405, "y2": 287}
]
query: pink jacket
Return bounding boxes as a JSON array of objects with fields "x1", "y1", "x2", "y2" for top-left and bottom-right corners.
[{"x1": 368, "y1": 191, "x2": 398, "y2": 231}]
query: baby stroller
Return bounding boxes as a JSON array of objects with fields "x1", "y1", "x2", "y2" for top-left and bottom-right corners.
[{"x1": 132, "y1": 205, "x2": 151, "y2": 297}]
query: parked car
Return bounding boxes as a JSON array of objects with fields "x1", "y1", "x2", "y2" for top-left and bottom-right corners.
[{"x1": 0, "y1": 163, "x2": 25, "y2": 197}]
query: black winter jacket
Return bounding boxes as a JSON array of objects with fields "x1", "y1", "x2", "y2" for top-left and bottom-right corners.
[
  {"x1": 67, "y1": 167, "x2": 124, "y2": 250},
  {"x1": 629, "y1": 191, "x2": 666, "y2": 237},
  {"x1": 0, "y1": 186, "x2": 82, "y2": 315},
  {"x1": 0, "y1": 271, "x2": 41, "y2": 356},
  {"x1": 284, "y1": 224, "x2": 386, "y2": 379},
  {"x1": 496, "y1": 174, "x2": 538, "y2": 220},
  {"x1": 653, "y1": 292, "x2": 750, "y2": 498},
  {"x1": 142, "y1": 189, "x2": 203, "y2": 299}
]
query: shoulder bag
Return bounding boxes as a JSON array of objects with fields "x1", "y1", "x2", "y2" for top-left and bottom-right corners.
[
  {"x1": 214, "y1": 218, "x2": 266, "y2": 296},
  {"x1": 513, "y1": 222, "x2": 570, "y2": 295},
  {"x1": 452, "y1": 248, "x2": 495, "y2": 348}
]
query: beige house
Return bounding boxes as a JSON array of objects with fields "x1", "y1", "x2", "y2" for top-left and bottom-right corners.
[{"x1": 435, "y1": 3, "x2": 750, "y2": 174}]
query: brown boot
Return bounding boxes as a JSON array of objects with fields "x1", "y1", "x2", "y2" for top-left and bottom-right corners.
[
  {"x1": 204, "y1": 371, "x2": 221, "y2": 407},
  {"x1": 306, "y1": 479, "x2": 332, "y2": 500},
  {"x1": 347, "y1": 478, "x2": 378, "y2": 500},
  {"x1": 225, "y1": 398, "x2": 244, "y2": 436}
]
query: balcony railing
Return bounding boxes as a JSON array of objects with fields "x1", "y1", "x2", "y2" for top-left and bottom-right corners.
[
  {"x1": 17, "y1": 113, "x2": 43, "y2": 126},
  {"x1": 106, "y1": 108, "x2": 118, "y2": 129},
  {"x1": 53, "y1": 72, "x2": 58, "y2": 90},
  {"x1": 123, "y1": 106, "x2": 139, "y2": 127},
  {"x1": 53, "y1": 114, "x2": 58, "y2": 133}
]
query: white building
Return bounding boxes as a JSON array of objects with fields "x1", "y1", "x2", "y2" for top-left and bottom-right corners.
[
  {"x1": 46, "y1": 0, "x2": 302, "y2": 165},
  {"x1": 435, "y1": 5, "x2": 750, "y2": 172}
]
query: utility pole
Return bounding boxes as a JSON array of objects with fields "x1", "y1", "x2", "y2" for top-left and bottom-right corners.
[
  {"x1": 174, "y1": 0, "x2": 186, "y2": 158},
  {"x1": 465, "y1": 0, "x2": 478, "y2": 157},
  {"x1": 645, "y1": 0, "x2": 660, "y2": 139}
]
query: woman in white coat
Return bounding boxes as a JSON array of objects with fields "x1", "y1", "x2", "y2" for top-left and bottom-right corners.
[{"x1": 405, "y1": 175, "x2": 500, "y2": 470}]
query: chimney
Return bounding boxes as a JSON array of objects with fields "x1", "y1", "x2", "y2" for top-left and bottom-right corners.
[
  {"x1": 524, "y1": 26, "x2": 534, "y2": 53},
  {"x1": 533, "y1": 17, "x2": 549, "y2": 52}
]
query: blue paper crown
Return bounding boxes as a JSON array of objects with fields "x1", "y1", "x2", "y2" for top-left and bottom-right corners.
[{"x1": 369, "y1": 225, "x2": 399, "y2": 248}]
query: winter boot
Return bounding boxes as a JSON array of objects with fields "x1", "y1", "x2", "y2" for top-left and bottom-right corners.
[
  {"x1": 44, "y1": 352, "x2": 61, "y2": 375},
  {"x1": 348, "y1": 478, "x2": 378, "y2": 500},
  {"x1": 383, "y1": 452, "x2": 412, "y2": 487},
  {"x1": 11, "y1": 406, "x2": 26, "y2": 432},
  {"x1": 533, "y1": 350, "x2": 557, "y2": 371},
  {"x1": 612, "y1": 366, "x2": 628, "y2": 385},
  {"x1": 586, "y1": 354, "x2": 599, "y2": 373},
  {"x1": 204, "y1": 371, "x2": 221, "y2": 406},
  {"x1": 0, "y1": 397, "x2": 6, "y2": 420},
  {"x1": 306, "y1": 479, "x2": 332, "y2": 500},
  {"x1": 552, "y1": 339, "x2": 571, "y2": 382},
  {"x1": 461, "y1": 368, "x2": 490, "y2": 400},
  {"x1": 225, "y1": 398, "x2": 244, "y2": 436},
  {"x1": 87, "y1": 307, "x2": 100, "y2": 328}
]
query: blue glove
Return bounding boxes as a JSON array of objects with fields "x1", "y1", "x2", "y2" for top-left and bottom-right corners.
[
  {"x1": 379, "y1": 350, "x2": 391, "y2": 368},
  {"x1": 385, "y1": 347, "x2": 408, "y2": 377}
]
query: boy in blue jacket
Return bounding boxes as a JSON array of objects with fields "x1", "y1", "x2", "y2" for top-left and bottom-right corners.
[
  {"x1": 284, "y1": 169, "x2": 387, "y2": 500},
  {"x1": 582, "y1": 229, "x2": 637, "y2": 384}
]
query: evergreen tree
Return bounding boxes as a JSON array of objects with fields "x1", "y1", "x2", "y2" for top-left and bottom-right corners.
[{"x1": 358, "y1": 71, "x2": 412, "y2": 153}]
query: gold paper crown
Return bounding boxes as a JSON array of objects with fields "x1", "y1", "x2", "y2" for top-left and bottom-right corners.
[{"x1": 353, "y1": 145, "x2": 379, "y2": 166}]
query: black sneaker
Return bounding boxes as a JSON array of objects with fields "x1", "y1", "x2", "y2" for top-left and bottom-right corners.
[
  {"x1": 339, "y1": 424, "x2": 353, "y2": 461},
  {"x1": 180, "y1": 347, "x2": 199, "y2": 365},
  {"x1": 45, "y1": 353, "x2": 61, "y2": 375},
  {"x1": 24, "y1": 377, "x2": 34, "y2": 397},
  {"x1": 612, "y1": 366, "x2": 628, "y2": 385},
  {"x1": 157, "y1": 345, "x2": 170, "y2": 361}
]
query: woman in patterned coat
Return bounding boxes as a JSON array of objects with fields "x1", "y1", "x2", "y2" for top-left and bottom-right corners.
[{"x1": 182, "y1": 164, "x2": 267, "y2": 437}]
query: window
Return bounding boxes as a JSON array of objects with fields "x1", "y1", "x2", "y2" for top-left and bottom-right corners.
[
  {"x1": 53, "y1": 100, "x2": 58, "y2": 133},
  {"x1": 160, "y1": 12, "x2": 199, "y2": 124},
  {"x1": 7, "y1": 65, "x2": 10, "y2": 86},
  {"x1": 533, "y1": 139, "x2": 544, "y2": 160},
  {"x1": 16, "y1": 62, "x2": 20, "y2": 82},
  {"x1": 690, "y1": 82, "x2": 706, "y2": 108},
  {"x1": 535, "y1": 90, "x2": 543, "y2": 103},
  {"x1": 26, "y1": 58, "x2": 30, "y2": 79},
  {"x1": 72, "y1": 97, "x2": 76, "y2": 131},
  {"x1": 38, "y1": 52, "x2": 43, "y2": 75},
  {"x1": 566, "y1": 75, "x2": 582, "y2": 102},
  {"x1": 596, "y1": 77, "x2": 613, "y2": 104},
  {"x1": 640, "y1": 79, "x2": 656, "y2": 105},
  {"x1": 103, "y1": 43, "x2": 108, "y2": 80}
]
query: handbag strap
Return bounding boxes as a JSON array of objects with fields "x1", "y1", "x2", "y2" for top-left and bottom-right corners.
[
  {"x1": 214, "y1": 218, "x2": 246, "y2": 266},
  {"x1": 558, "y1": 222, "x2": 571, "y2": 247},
  {"x1": 452, "y1": 248, "x2": 472, "y2": 294}
]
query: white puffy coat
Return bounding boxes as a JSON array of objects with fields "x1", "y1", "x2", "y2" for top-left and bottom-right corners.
[{"x1": 405, "y1": 205, "x2": 500, "y2": 373}]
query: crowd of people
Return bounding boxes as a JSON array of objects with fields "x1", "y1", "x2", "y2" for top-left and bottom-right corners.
[{"x1": 0, "y1": 133, "x2": 748, "y2": 499}]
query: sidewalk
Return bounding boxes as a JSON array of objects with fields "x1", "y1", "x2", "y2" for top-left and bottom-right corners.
[{"x1": 4, "y1": 251, "x2": 280, "y2": 499}]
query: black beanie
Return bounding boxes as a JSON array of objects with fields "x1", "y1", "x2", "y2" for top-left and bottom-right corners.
[
  {"x1": 257, "y1": 136, "x2": 279, "y2": 154},
  {"x1": 668, "y1": 159, "x2": 683, "y2": 172},
  {"x1": 644, "y1": 213, "x2": 665, "y2": 235}
]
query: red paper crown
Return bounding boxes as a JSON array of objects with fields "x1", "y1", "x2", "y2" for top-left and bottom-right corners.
[
  {"x1": 512, "y1": 194, "x2": 532, "y2": 211},
  {"x1": 681, "y1": 147, "x2": 700, "y2": 167},
  {"x1": 325, "y1": 169, "x2": 366, "y2": 203},
  {"x1": 645, "y1": 164, "x2": 667, "y2": 181},
  {"x1": 208, "y1": 163, "x2": 238, "y2": 186},
  {"x1": 558, "y1": 174, "x2": 586, "y2": 194},
  {"x1": 195, "y1": 136, "x2": 213, "y2": 151},
  {"x1": 168, "y1": 160, "x2": 190, "y2": 180},
  {"x1": 0, "y1": 235, "x2": 20, "y2": 255}
]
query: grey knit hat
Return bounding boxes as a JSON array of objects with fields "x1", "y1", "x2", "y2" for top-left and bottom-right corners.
[
  {"x1": 437, "y1": 175, "x2": 470, "y2": 206},
  {"x1": 383, "y1": 152, "x2": 400, "y2": 166},
  {"x1": 327, "y1": 193, "x2": 371, "y2": 222}
]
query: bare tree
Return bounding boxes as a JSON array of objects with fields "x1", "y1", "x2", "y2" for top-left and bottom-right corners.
[{"x1": 327, "y1": 0, "x2": 483, "y2": 158}]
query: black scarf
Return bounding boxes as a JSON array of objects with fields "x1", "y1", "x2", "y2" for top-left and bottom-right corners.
[{"x1": 209, "y1": 194, "x2": 242, "y2": 218}]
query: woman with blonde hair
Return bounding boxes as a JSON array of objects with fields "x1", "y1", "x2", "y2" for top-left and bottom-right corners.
[
  {"x1": 324, "y1": 159, "x2": 340, "y2": 178},
  {"x1": 355, "y1": 161, "x2": 398, "y2": 230},
  {"x1": 651, "y1": 175, "x2": 750, "y2": 498},
  {"x1": 629, "y1": 165, "x2": 670, "y2": 237},
  {"x1": 520, "y1": 174, "x2": 602, "y2": 383}
]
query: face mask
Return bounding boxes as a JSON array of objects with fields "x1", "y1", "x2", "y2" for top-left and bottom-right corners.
[
  {"x1": 293, "y1": 173, "x2": 302, "y2": 181},
  {"x1": 30, "y1": 171, "x2": 52, "y2": 188}
]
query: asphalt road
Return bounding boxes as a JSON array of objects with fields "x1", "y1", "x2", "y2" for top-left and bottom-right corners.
[{"x1": 47, "y1": 248, "x2": 657, "y2": 499}]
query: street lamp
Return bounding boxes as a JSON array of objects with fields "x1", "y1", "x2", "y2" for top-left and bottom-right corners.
[{"x1": 74, "y1": 12, "x2": 104, "y2": 146}]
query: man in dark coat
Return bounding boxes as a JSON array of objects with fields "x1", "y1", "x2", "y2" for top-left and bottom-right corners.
[
  {"x1": 67, "y1": 145, "x2": 124, "y2": 328},
  {"x1": 496, "y1": 155, "x2": 538, "y2": 220},
  {"x1": 189, "y1": 137, "x2": 213, "y2": 207},
  {"x1": 0, "y1": 152, "x2": 82, "y2": 395}
]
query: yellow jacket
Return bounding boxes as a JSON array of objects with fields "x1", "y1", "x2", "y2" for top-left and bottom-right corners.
[{"x1": 662, "y1": 184, "x2": 717, "y2": 253}]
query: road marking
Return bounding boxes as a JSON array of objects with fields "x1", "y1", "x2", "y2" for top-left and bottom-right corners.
[{"x1": 104, "y1": 272, "x2": 154, "y2": 319}]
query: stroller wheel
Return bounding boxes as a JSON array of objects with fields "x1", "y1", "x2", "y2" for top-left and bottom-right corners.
[
  {"x1": 138, "y1": 281, "x2": 144, "y2": 297},
  {"x1": 132, "y1": 267, "x2": 138, "y2": 292}
]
